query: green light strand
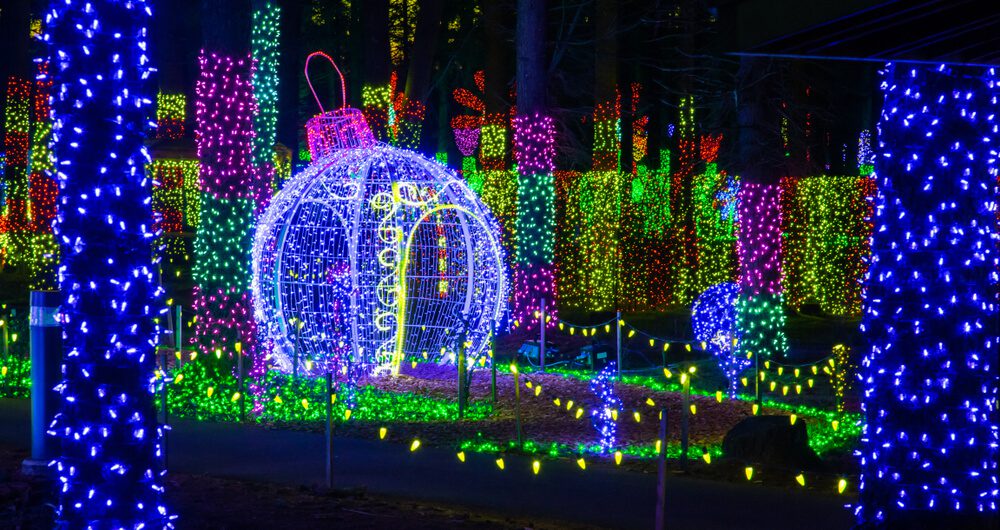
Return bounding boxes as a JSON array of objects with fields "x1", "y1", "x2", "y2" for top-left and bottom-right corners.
[{"x1": 251, "y1": 1, "x2": 281, "y2": 169}]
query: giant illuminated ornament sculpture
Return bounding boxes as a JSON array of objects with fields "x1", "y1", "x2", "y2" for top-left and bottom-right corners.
[{"x1": 252, "y1": 54, "x2": 507, "y2": 380}]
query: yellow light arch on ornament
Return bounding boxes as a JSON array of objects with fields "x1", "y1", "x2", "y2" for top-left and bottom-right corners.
[{"x1": 392, "y1": 203, "x2": 505, "y2": 375}]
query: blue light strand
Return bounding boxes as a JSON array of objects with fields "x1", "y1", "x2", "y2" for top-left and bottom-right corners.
[
  {"x1": 46, "y1": 0, "x2": 172, "y2": 527},
  {"x1": 858, "y1": 63, "x2": 999, "y2": 525},
  {"x1": 589, "y1": 363, "x2": 621, "y2": 453},
  {"x1": 691, "y1": 283, "x2": 747, "y2": 398}
]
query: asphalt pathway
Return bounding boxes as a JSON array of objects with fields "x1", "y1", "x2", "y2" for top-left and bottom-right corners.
[{"x1": 0, "y1": 398, "x2": 854, "y2": 529}]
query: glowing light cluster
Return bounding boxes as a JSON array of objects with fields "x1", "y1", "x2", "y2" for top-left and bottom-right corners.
[
  {"x1": 251, "y1": 1, "x2": 281, "y2": 190},
  {"x1": 665, "y1": 96, "x2": 702, "y2": 307},
  {"x1": 453, "y1": 127, "x2": 480, "y2": 158},
  {"x1": 252, "y1": 109, "x2": 507, "y2": 380},
  {"x1": 190, "y1": 287, "x2": 257, "y2": 363},
  {"x1": 554, "y1": 171, "x2": 621, "y2": 311},
  {"x1": 618, "y1": 182, "x2": 648, "y2": 310},
  {"x1": 857, "y1": 64, "x2": 998, "y2": 525},
  {"x1": 736, "y1": 183, "x2": 782, "y2": 294},
  {"x1": 151, "y1": 160, "x2": 200, "y2": 234},
  {"x1": 195, "y1": 198, "x2": 256, "y2": 292},
  {"x1": 305, "y1": 107, "x2": 375, "y2": 158},
  {"x1": 589, "y1": 363, "x2": 621, "y2": 453},
  {"x1": 193, "y1": 50, "x2": 262, "y2": 289},
  {"x1": 192, "y1": 47, "x2": 266, "y2": 407},
  {"x1": 514, "y1": 173, "x2": 555, "y2": 280},
  {"x1": 2, "y1": 76, "x2": 33, "y2": 270},
  {"x1": 46, "y1": 0, "x2": 172, "y2": 525},
  {"x1": 272, "y1": 146, "x2": 292, "y2": 191},
  {"x1": 389, "y1": 0, "x2": 418, "y2": 66},
  {"x1": 451, "y1": 73, "x2": 485, "y2": 168},
  {"x1": 856, "y1": 129, "x2": 874, "y2": 175},
  {"x1": 194, "y1": 52, "x2": 262, "y2": 202},
  {"x1": 155, "y1": 92, "x2": 185, "y2": 139},
  {"x1": 479, "y1": 120, "x2": 507, "y2": 171},
  {"x1": 592, "y1": 92, "x2": 621, "y2": 171},
  {"x1": 29, "y1": 63, "x2": 58, "y2": 290},
  {"x1": 0, "y1": 63, "x2": 58, "y2": 287},
  {"x1": 781, "y1": 175, "x2": 875, "y2": 316},
  {"x1": 830, "y1": 344, "x2": 853, "y2": 414},
  {"x1": 630, "y1": 83, "x2": 648, "y2": 175},
  {"x1": 362, "y1": 72, "x2": 425, "y2": 150},
  {"x1": 635, "y1": 163, "x2": 674, "y2": 310},
  {"x1": 474, "y1": 169, "x2": 518, "y2": 278},
  {"x1": 736, "y1": 182, "x2": 787, "y2": 361},
  {"x1": 691, "y1": 160, "x2": 738, "y2": 296},
  {"x1": 150, "y1": 159, "x2": 200, "y2": 279},
  {"x1": 691, "y1": 283, "x2": 747, "y2": 398},
  {"x1": 513, "y1": 113, "x2": 555, "y2": 176},
  {"x1": 512, "y1": 114, "x2": 557, "y2": 325}
]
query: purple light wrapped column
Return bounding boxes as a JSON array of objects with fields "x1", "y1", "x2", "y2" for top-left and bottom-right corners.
[
  {"x1": 513, "y1": 113, "x2": 557, "y2": 327},
  {"x1": 735, "y1": 182, "x2": 788, "y2": 360}
]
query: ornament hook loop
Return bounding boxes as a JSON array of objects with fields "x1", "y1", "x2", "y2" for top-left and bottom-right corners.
[{"x1": 305, "y1": 51, "x2": 347, "y2": 114}]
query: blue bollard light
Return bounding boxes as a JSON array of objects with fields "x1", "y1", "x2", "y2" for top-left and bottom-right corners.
[{"x1": 22, "y1": 290, "x2": 62, "y2": 476}]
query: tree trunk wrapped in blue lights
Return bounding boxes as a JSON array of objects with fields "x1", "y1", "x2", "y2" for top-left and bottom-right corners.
[
  {"x1": 858, "y1": 63, "x2": 998, "y2": 528},
  {"x1": 47, "y1": 0, "x2": 171, "y2": 527}
]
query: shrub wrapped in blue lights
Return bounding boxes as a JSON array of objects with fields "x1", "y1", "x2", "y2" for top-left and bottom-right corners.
[
  {"x1": 691, "y1": 283, "x2": 746, "y2": 398},
  {"x1": 858, "y1": 63, "x2": 998, "y2": 527},
  {"x1": 47, "y1": 0, "x2": 172, "y2": 527}
]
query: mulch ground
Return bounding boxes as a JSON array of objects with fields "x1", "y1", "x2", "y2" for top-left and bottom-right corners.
[{"x1": 272, "y1": 364, "x2": 795, "y2": 457}]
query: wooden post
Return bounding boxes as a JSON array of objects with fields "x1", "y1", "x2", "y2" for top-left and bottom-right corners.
[
  {"x1": 655, "y1": 407, "x2": 668, "y2": 529},
  {"x1": 325, "y1": 372, "x2": 333, "y2": 488},
  {"x1": 539, "y1": 297, "x2": 546, "y2": 372}
]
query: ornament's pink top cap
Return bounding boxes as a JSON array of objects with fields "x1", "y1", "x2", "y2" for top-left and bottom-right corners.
[{"x1": 304, "y1": 51, "x2": 375, "y2": 160}]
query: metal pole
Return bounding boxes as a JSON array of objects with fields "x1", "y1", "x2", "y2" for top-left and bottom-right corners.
[
  {"x1": 754, "y1": 351, "x2": 761, "y2": 406},
  {"x1": 655, "y1": 407, "x2": 668, "y2": 529},
  {"x1": 238, "y1": 347, "x2": 246, "y2": 422},
  {"x1": 490, "y1": 324, "x2": 497, "y2": 405},
  {"x1": 2, "y1": 312, "x2": 9, "y2": 358},
  {"x1": 458, "y1": 337, "x2": 467, "y2": 420},
  {"x1": 292, "y1": 324, "x2": 299, "y2": 379},
  {"x1": 175, "y1": 305, "x2": 183, "y2": 368},
  {"x1": 490, "y1": 331, "x2": 497, "y2": 404},
  {"x1": 681, "y1": 370, "x2": 690, "y2": 472},
  {"x1": 325, "y1": 372, "x2": 334, "y2": 488},
  {"x1": 160, "y1": 348, "x2": 168, "y2": 421},
  {"x1": 539, "y1": 297, "x2": 546, "y2": 372},
  {"x1": 1, "y1": 315, "x2": 7, "y2": 396},
  {"x1": 616, "y1": 310, "x2": 622, "y2": 377},
  {"x1": 160, "y1": 347, "x2": 168, "y2": 469},
  {"x1": 514, "y1": 361, "x2": 523, "y2": 449}
]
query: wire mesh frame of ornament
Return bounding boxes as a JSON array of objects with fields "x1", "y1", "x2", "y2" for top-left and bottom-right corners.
[{"x1": 252, "y1": 144, "x2": 508, "y2": 379}]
